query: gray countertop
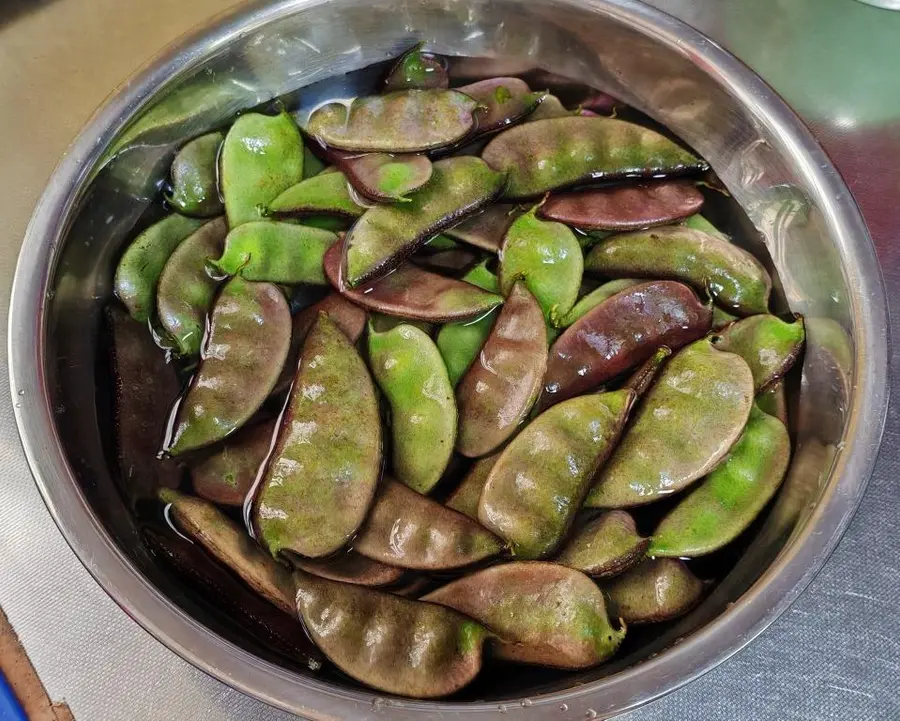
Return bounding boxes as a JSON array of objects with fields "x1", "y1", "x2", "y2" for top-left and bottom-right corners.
[{"x1": 0, "y1": 0, "x2": 897, "y2": 719}]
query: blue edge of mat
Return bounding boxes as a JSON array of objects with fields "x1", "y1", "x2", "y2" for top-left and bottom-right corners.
[{"x1": 0, "y1": 673, "x2": 27, "y2": 721}]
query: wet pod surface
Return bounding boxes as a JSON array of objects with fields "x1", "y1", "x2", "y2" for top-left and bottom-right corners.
[
  {"x1": 167, "y1": 131, "x2": 225, "y2": 217},
  {"x1": 294, "y1": 571, "x2": 487, "y2": 697},
  {"x1": 323, "y1": 241, "x2": 503, "y2": 322},
  {"x1": 343, "y1": 155, "x2": 504, "y2": 287},
  {"x1": 114, "y1": 213, "x2": 206, "y2": 324},
  {"x1": 555, "y1": 510, "x2": 650, "y2": 578},
  {"x1": 650, "y1": 405, "x2": 791, "y2": 557},
  {"x1": 539, "y1": 180, "x2": 704, "y2": 231},
  {"x1": 156, "y1": 217, "x2": 227, "y2": 357},
  {"x1": 353, "y1": 478, "x2": 504, "y2": 570},
  {"x1": 481, "y1": 116, "x2": 706, "y2": 199},
  {"x1": 456, "y1": 282, "x2": 548, "y2": 457},
  {"x1": 368, "y1": 323, "x2": 457, "y2": 493},
  {"x1": 478, "y1": 390, "x2": 635, "y2": 559},
  {"x1": 164, "y1": 277, "x2": 291, "y2": 455},
  {"x1": 305, "y1": 89, "x2": 478, "y2": 153},
  {"x1": 603, "y1": 558, "x2": 704, "y2": 624},
  {"x1": 585, "y1": 225, "x2": 772, "y2": 316},
  {"x1": 253, "y1": 313, "x2": 381, "y2": 559},
  {"x1": 713, "y1": 313, "x2": 806, "y2": 391},
  {"x1": 423, "y1": 562, "x2": 625, "y2": 668},
  {"x1": 220, "y1": 111, "x2": 305, "y2": 228},
  {"x1": 267, "y1": 171, "x2": 366, "y2": 219},
  {"x1": 587, "y1": 337, "x2": 754, "y2": 508},
  {"x1": 541, "y1": 280, "x2": 712, "y2": 409},
  {"x1": 160, "y1": 489, "x2": 295, "y2": 616}
]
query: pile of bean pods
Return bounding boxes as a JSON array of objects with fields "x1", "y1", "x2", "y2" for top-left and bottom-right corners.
[{"x1": 109, "y1": 44, "x2": 806, "y2": 698}]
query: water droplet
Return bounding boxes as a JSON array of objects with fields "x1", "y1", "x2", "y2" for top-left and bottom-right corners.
[
  {"x1": 45, "y1": 290, "x2": 56, "y2": 300},
  {"x1": 371, "y1": 697, "x2": 386, "y2": 712},
  {"x1": 18, "y1": 390, "x2": 25, "y2": 396},
  {"x1": 559, "y1": 704, "x2": 569, "y2": 712},
  {"x1": 586, "y1": 710, "x2": 598, "y2": 719},
  {"x1": 498, "y1": 704, "x2": 508, "y2": 714},
  {"x1": 14, "y1": 402, "x2": 21, "y2": 409},
  {"x1": 522, "y1": 699, "x2": 533, "y2": 707}
]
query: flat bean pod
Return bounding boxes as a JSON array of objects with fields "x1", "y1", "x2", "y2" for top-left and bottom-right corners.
[
  {"x1": 456, "y1": 283, "x2": 548, "y2": 457},
  {"x1": 343, "y1": 156, "x2": 505, "y2": 287},
  {"x1": 267, "y1": 171, "x2": 366, "y2": 219},
  {"x1": 455, "y1": 77, "x2": 545, "y2": 136},
  {"x1": 682, "y1": 213, "x2": 729, "y2": 240},
  {"x1": 756, "y1": 380, "x2": 788, "y2": 424},
  {"x1": 163, "y1": 278, "x2": 291, "y2": 455},
  {"x1": 190, "y1": 419, "x2": 274, "y2": 506},
  {"x1": 160, "y1": 489, "x2": 295, "y2": 615},
  {"x1": 555, "y1": 511, "x2": 649, "y2": 578},
  {"x1": 323, "y1": 242, "x2": 502, "y2": 322},
  {"x1": 413, "y1": 247, "x2": 478, "y2": 274},
  {"x1": 436, "y1": 261, "x2": 500, "y2": 386},
  {"x1": 107, "y1": 307, "x2": 181, "y2": 505},
  {"x1": 290, "y1": 552, "x2": 405, "y2": 587},
  {"x1": 369, "y1": 323, "x2": 457, "y2": 493},
  {"x1": 383, "y1": 43, "x2": 449, "y2": 92},
  {"x1": 481, "y1": 116, "x2": 706, "y2": 199},
  {"x1": 221, "y1": 112, "x2": 305, "y2": 228},
  {"x1": 354, "y1": 478, "x2": 504, "y2": 570},
  {"x1": 603, "y1": 559, "x2": 703, "y2": 624},
  {"x1": 623, "y1": 345, "x2": 672, "y2": 398},
  {"x1": 114, "y1": 213, "x2": 206, "y2": 323},
  {"x1": 649, "y1": 405, "x2": 791, "y2": 557},
  {"x1": 585, "y1": 225, "x2": 772, "y2": 316},
  {"x1": 294, "y1": 571, "x2": 486, "y2": 697},
  {"x1": 526, "y1": 94, "x2": 572, "y2": 122},
  {"x1": 499, "y1": 205, "x2": 583, "y2": 325},
  {"x1": 445, "y1": 203, "x2": 521, "y2": 253},
  {"x1": 167, "y1": 132, "x2": 225, "y2": 217},
  {"x1": 445, "y1": 452, "x2": 500, "y2": 519},
  {"x1": 713, "y1": 314, "x2": 806, "y2": 391},
  {"x1": 253, "y1": 314, "x2": 381, "y2": 559},
  {"x1": 478, "y1": 390, "x2": 634, "y2": 559},
  {"x1": 541, "y1": 280, "x2": 711, "y2": 409},
  {"x1": 340, "y1": 152, "x2": 433, "y2": 202},
  {"x1": 306, "y1": 89, "x2": 478, "y2": 153},
  {"x1": 586, "y1": 337, "x2": 754, "y2": 508},
  {"x1": 423, "y1": 562, "x2": 625, "y2": 668},
  {"x1": 214, "y1": 221, "x2": 336, "y2": 284},
  {"x1": 157, "y1": 217, "x2": 227, "y2": 356},
  {"x1": 538, "y1": 180, "x2": 704, "y2": 231}
]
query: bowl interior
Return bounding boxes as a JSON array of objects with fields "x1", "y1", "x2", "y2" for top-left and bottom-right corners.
[{"x1": 27, "y1": 0, "x2": 883, "y2": 716}]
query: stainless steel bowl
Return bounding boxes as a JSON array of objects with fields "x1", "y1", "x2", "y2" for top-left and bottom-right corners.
[{"x1": 8, "y1": 0, "x2": 889, "y2": 718}]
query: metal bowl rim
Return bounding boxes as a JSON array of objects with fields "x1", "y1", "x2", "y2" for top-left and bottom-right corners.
[{"x1": 8, "y1": 0, "x2": 890, "y2": 718}]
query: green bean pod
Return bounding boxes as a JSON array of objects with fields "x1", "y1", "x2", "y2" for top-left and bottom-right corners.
[
  {"x1": 160, "y1": 489, "x2": 295, "y2": 615},
  {"x1": 343, "y1": 156, "x2": 505, "y2": 287},
  {"x1": 445, "y1": 203, "x2": 521, "y2": 253},
  {"x1": 586, "y1": 337, "x2": 754, "y2": 508},
  {"x1": 455, "y1": 77, "x2": 545, "y2": 136},
  {"x1": 267, "y1": 170, "x2": 366, "y2": 220},
  {"x1": 423, "y1": 562, "x2": 625, "y2": 669},
  {"x1": 306, "y1": 89, "x2": 478, "y2": 153},
  {"x1": 213, "y1": 221, "x2": 336, "y2": 284},
  {"x1": 585, "y1": 225, "x2": 772, "y2": 316},
  {"x1": 713, "y1": 314, "x2": 806, "y2": 391},
  {"x1": 479, "y1": 389, "x2": 635, "y2": 559},
  {"x1": 190, "y1": 419, "x2": 274, "y2": 507},
  {"x1": 221, "y1": 111, "x2": 305, "y2": 228},
  {"x1": 481, "y1": 116, "x2": 706, "y2": 199},
  {"x1": 163, "y1": 277, "x2": 291, "y2": 455},
  {"x1": 623, "y1": 345, "x2": 672, "y2": 398},
  {"x1": 157, "y1": 217, "x2": 227, "y2": 356},
  {"x1": 290, "y1": 552, "x2": 405, "y2": 588},
  {"x1": 341, "y1": 152, "x2": 433, "y2": 202},
  {"x1": 756, "y1": 380, "x2": 788, "y2": 425},
  {"x1": 354, "y1": 479, "x2": 504, "y2": 570},
  {"x1": 603, "y1": 559, "x2": 703, "y2": 624},
  {"x1": 114, "y1": 213, "x2": 206, "y2": 323},
  {"x1": 166, "y1": 132, "x2": 224, "y2": 217},
  {"x1": 383, "y1": 43, "x2": 449, "y2": 92},
  {"x1": 555, "y1": 510, "x2": 650, "y2": 578},
  {"x1": 369, "y1": 323, "x2": 457, "y2": 493},
  {"x1": 436, "y1": 261, "x2": 500, "y2": 386},
  {"x1": 524, "y1": 94, "x2": 572, "y2": 122},
  {"x1": 499, "y1": 204, "x2": 583, "y2": 325},
  {"x1": 649, "y1": 405, "x2": 791, "y2": 557},
  {"x1": 294, "y1": 571, "x2": 487, "y2": 698},
  {"x1": 253, "y1": 314, "x2": 381, "y2": 559}
]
